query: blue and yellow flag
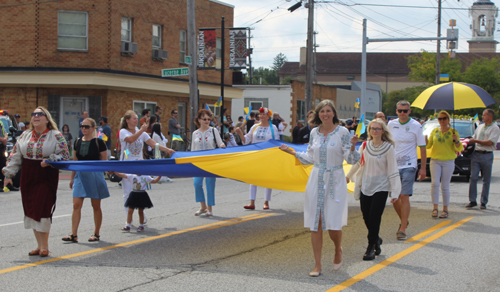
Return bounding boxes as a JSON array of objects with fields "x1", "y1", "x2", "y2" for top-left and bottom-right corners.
[
  {"x1": 214, "y1": 97, "x2": 222, "y2": 107},
  {"x1": 172, "y1": 134, "x2": 183, "y2": 142},
  {"x1": 205, "y1": 104, "x2": 213, "y2": 114},
  {"x1": 354, "y1": 98, "x2": 360, "y2": 109},
  {"x1": 244, "y1": 106, "x2": 252, "y2": 121},
  {"x1": 473, "y1": 114, "x2": 479, "y2": 122},
  {"x1": 355, "y1": 114, "x2": 366, "y2": 136}
]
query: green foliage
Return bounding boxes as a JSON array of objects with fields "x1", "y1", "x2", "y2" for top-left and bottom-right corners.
[
  {"x1": 407, "y1": 50, "x2": 462, "y2": 83},
  {"x1": 244, "y1": 67, "x2": 280, "y2": 85},
  {"x1": 281, "y1": 76, "x2": 294, "y2": 85},
  {"x1": 383, "y1": 85, "x2": 435, "y2": 119},
  {"x1": 272, "y1": 52, "x2": 288, "y2": 73}
]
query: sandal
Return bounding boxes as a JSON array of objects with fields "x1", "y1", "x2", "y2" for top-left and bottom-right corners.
[
  {"x1": 195, "y1": 209, "x2": 207, "y2": 216},
  {"x1": 61, "y1": 234, "x2": 78, "y2": 243},
  {"x1": 432, "y1": 209, "x2": 438, "y2": 218},
  {"x1": 39, "y1": 249, "x2": 49, "y2": 257},
  {"x1": 28, "y1": 249, "x2": 40, "y2": 256},
  {"x1": 88, "y1": 234, "x2": 100, "y2": 242},
  {"x1": 439, "y1": 210, "x2": 449, "y2": 218}
]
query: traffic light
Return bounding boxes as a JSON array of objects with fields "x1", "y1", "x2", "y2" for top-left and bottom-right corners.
[{"x1": 288, "y1": 1, "x2": 302, "y2": 12}]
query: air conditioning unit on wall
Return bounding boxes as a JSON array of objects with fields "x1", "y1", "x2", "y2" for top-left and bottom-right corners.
[
  {"x1": 121, "y1": 41, "x2": 138, "y2": 54},
  {"x1": 152, "y1": 49, "x2": 168, "y2": 60}
]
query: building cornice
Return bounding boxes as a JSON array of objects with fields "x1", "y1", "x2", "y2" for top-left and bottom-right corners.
[{"x1": 0, "y1": 69, "x2": 242, "y2": 99}]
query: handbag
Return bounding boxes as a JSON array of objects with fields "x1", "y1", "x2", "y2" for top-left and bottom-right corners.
[
  {"x1": 353, "y1": 141, "x2": 367, "y2": 200},
  {"x1": 109, "y1": 173, "x2": 122, "y2": 183}
]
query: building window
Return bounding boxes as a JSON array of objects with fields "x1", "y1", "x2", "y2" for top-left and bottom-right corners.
[
  {"x1": 153, "y1": 24, "x2": 161, "y2": 49},
  {"x1": 58, "y1": 11, "x2": 88, "y2": 51},
  {"x1": 133, "y1": 101, "x2": 156, "y2": 119},
  {"x1": 250, "y1": 101, "x2": 263, "y2": 112},
  {"x1": 121, "y1": 17, "x2": 132, "y2": 42},
  {"x1": 180, "y1": 30, "x2": 187, "y2": 63},
  {"x1": 297, "y1": 100, "x2": 305, "y2": 121}
]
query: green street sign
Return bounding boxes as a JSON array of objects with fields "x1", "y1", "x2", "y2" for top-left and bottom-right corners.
[
  {"x1": 161, "y1": 67, "x2": 189, "y2": 77},
  {"x1": 185, "y1": 56, "x2": 192, "y2": 64}
]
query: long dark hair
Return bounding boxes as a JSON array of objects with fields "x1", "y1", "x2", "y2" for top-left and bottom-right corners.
[{"x1": 150, "y1": 123, "x2": 162, "y2": 139}]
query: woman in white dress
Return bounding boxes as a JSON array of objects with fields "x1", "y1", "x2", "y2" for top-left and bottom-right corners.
[
  {"x1": 279, "y1": 100, "x2": 359, "y2": 277},
  {"x1": 346, "y1": 119, "x2": 401, "y2": 261},
  {"x1": 119, "y1": 110, "x2": 174, "y2": 223},
  {"x1": 235, "y1": 107, "x2": 280, "y2": 210}
]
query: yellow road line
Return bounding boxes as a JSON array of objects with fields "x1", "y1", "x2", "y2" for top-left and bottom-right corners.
[
  {"x1": 327, "y1": 216, "x2": 474, "y2": 292},
  {"x1": 0, "y1": 212, "x2": 276, "y2": 275},
  {"x1": 405, "y1": 220, "x2": 451, "y2": 242}
]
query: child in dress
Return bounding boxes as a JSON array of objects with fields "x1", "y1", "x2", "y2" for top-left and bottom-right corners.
[{"x1": 111, "y1": 172, "x2": 161, "y2": 232}]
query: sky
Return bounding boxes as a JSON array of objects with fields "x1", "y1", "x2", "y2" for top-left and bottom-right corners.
[{"x1": 220, "y1": 0, "x2": 497, "y2": 69}]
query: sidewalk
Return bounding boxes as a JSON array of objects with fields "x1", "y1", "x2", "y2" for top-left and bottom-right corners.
[{"x1": 59, "y1": 170, "x2": 72, "y2": 180}]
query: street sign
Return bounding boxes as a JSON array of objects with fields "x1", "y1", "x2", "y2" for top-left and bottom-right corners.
[
  {"x1": 161, "y1": 68, "x2": 189, "y2": 77},
  {"x1": 184, "y1": 56, "x2": 192, "y2": 64}
]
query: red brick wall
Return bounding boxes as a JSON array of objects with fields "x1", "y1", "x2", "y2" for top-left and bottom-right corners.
[
  {"x1": 0, "y1": 0, "x2": 235, "y2": 85},
  {"x1": 290, "y1": 81, "x2": 337, "y2": 127}
]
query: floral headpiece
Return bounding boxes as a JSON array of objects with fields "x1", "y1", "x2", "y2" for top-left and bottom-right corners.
[{"x1": 259, "y1": 107, "x2": 273, "y2": 118}]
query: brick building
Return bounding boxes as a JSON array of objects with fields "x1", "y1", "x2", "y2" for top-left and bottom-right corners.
[{"x1": 0, "y1": 0, "x2": 242, "y2": 148}]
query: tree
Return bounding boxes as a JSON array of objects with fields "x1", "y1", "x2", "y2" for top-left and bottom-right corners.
[
  {"x1": 272, "y1": 52, "x2": 288, "y2": 73},
  {"x1": 407, "y1": 50, "x2": 462, "y2": 83},
  {"x1": 244, "y1": 67, "x2": 280, "y2": 85},
  {"x1": 382, "y1": 85, "x2": 434, "y2": 119}
]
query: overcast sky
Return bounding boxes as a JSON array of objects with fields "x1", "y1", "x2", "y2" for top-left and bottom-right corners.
[{"x1": 220, "y1": 0, "x2": 496, "y2": 69}]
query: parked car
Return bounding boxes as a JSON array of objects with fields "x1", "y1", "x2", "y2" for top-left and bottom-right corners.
[{"x1": 417, "y1": 119, "x2": 476, "y2": 181}]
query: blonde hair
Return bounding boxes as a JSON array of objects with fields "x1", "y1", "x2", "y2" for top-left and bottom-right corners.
[
  {"x1": 29, "y1": 106, "x2": 58, "y2": 131},
  {"x1": 82, "y1": 118, "x2": 97, "y2": 138},
  {"x1": 367, "y1": 119, "x2": 395, "y2": 146},
  {"x1": 438, "y1": 110, "x2": 451, "y2": 127},
  {"x1": 121, "y1": 110, "x2": 137, "y2": 129}
]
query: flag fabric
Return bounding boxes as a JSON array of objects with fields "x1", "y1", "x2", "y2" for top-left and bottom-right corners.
[
  {"x1": 355, "y1": 114, "x2": 366, "y2": 136},
  {"x1": 214, "y1": 97, "x2": 222, "y2": 107},
  {"x1": 172, "y1": 134, "x2": 183, "y2": 142},
  {"x1": 97, "y1": 130, "x2": 108, "y2": 142},
  {"x1": 205, "y1": 104, "x2": 212, "y2": 114},
  {"x1": 354, "y1": 98, "x2": 360, "y2": 108},
  {"x1": 244, "y1": 106, "x2": 252, "y2": 121},
  {"x1": 473, "y1": 114, "x2": 479, "y2": 122}
]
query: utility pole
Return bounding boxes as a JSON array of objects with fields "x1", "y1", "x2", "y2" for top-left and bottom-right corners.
[
  {"x1": 305, "y1": 0, "x2": 314, "y2": 113},
  {"x1": 220, "y1": 17, "x2": 225, "y2": 139},
  {"x1": 435, "y1": 0, "x2": 442, "y2": 85},
  {"x1": 187, "y1": 0, "x2": 199, "y2": 133},
  {"x1": 248, "y1": 28, "x2": 253, "y2": 84},
  {"x1": 313, "y1": 31, "x2": 318, "y2": 84}
]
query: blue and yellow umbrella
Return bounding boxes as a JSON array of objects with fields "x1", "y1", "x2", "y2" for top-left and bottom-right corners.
[{"x1": 412, "y1": 82, "x2": 496, "y2": 110}]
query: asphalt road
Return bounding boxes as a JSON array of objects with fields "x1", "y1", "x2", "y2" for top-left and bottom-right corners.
[{"x1": 1, "y1": 154, "x2": 500, "y2": 292}]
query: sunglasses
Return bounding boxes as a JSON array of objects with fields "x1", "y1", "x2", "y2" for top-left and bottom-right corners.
[
  {"x1": 397, "y1": 109, "x2": 409, "y2": 113},
  {"x1": 31, "y1": 112, "x2": 46, "y2": 117},
  {"x1": 437, "y1": 117, "x2": 448, "y2": 121},
  {"x1": 80, "y1": 125, "x2": 92, "y2": 129},
  {"x1": 199, "y1": 118, "x2": 211, "y2": 121}
]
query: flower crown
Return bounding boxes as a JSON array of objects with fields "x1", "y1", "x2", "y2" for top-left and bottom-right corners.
[{"x1": 259, "y1": 107, "x2": 273, "y2": 118}]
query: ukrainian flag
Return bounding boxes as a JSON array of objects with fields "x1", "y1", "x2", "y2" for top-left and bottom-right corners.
[
  {"x1": 244, "y1": 106, "x2": 252, "y2": 121},
  {"x1": 355, "y1": 114, "x2": 366, "y2": 136},
  {"x1": 205, "y1": 104, "x2": 212, "y2": 114},
  {"x1": 354, "y1": 97, "x2": 360, "y2": 108},
  {"x1": 172, "y1": 134, "x2": 183, "y2": 142},
  {"x1": 473, "y1": 114, "x2": 479, "y2": 122},
  {"x1": 214, "y1": 97, "x2": 222, "y2": 107}
]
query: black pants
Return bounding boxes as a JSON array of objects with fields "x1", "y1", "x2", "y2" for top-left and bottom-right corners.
[
  {"x1": 360, "y1": 191, "x2": 389, "y2": 245},
  {"x1": 0, "y1": 150, "x2": 5, "y2": 183}
]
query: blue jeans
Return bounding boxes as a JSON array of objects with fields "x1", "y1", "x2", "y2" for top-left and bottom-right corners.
[
  {"x1": 469, "y1": 152, "x2": 493, "y2": 205},
  {"x1": 194, "y1": 177, "x2": 216, "y2": 206}
]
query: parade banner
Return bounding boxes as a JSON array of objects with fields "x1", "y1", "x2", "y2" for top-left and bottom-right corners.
[
  {"x1": 229, "y1": 28, "x2": 247, "y2": 69},
  {"x1": 198, "y1": 29, "x2": 217, "y2": 69}
]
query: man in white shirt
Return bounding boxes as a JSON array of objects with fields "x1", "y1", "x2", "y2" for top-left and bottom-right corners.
[
  {"x1": 466, "y1": 109, "x2": 500, "y2": 209},
  {"x1": 387, "y1": 101, "x2": 426, "y2": 240}
]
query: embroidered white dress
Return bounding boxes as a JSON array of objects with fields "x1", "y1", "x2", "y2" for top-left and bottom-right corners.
[{"x1": 295, "y1": 126, "x2": 360, "y2": 231}]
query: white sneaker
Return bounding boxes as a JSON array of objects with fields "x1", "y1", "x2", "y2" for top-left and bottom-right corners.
[{"x1": 143, "y1": 214, "x2": 148, "y2": 225}]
